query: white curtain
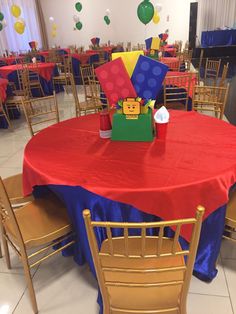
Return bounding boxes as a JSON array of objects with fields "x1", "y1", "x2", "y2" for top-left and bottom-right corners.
[
  {"x1": 0, "y1": 0, "x2": 42, "y2": 53},
  {"x1": 197, "y1": 0, "x2": 236, "y2": 38}
]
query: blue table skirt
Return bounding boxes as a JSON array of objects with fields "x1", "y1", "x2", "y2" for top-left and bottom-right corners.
[{"x1": 201, "y1": 30, "x2": 236, "y2": 48}]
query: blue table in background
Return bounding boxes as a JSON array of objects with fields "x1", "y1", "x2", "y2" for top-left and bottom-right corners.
[{"x1": 201, "y1": 30, "x2": 236, "y2": 47}]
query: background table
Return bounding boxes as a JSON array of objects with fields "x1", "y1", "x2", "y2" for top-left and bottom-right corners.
[
  {"x1": 0, "y1": 63, "x2": 61, "y2": 96},
  {"x1": 201, "y1": 30, "x2": 236, "y2": 48},
  {"x1": 23, "y1": 111, "x2": 236, "y2": 283},
  {"x1": 0, "y1": 56, "x2": 25, "y2": 66}
]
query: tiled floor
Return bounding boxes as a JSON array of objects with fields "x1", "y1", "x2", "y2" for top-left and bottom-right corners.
[{"x1": 0, "y1": 90, "x2": 235, "y2": 314}]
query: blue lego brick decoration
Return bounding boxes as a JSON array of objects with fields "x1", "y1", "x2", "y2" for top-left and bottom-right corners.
[
  {"x1": 145, "y1": 37, "x2": 152, "y2": 50},
  {"x1": 131, "y1": 55, "x2": 169, "y2": 100}
]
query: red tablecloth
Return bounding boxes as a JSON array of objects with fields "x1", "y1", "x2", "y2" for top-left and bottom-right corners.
[
  {"x1": 0, "y1": 62, "x2": 56, "y2": 82},
  {"x1": 0, "y1": 78, "x2": 8, "y2": 101},
  {"x1": 70, "y1": 52, "x2": 98, "y2": 64},
  {"x1": 165, "y1": 71, "x2": 197, "y2": 97},
  {"x1": 0, "y1": 56, "x2": 24, "y2": 65},
  {"x1": 23, "y1": 111, "x2": 236, "y2": 241},
  {"x1": 162, "y1": 47, "x2": 177, "y2": 57}
]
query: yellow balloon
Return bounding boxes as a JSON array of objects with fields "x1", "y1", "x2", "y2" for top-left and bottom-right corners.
[
  {"x1": 14, "y1": 21, "x2": 25, "y2": 34},
  {"x1": 11, "y1": 5, "x2": 21, "y2": 18},
  {"x1": 52, "y1": 23, "x2": 57, "y2": 31},
  {"x1": 153, "y1": 10, "x2": 160, "y2": 24},
  {"x1": 51, "y1": 30, "x2": 57, "y2": 38}
]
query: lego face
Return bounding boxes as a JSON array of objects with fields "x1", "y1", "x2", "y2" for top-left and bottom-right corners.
[{"x1": 123, "y1": 101, "x2": 140, "y2": 115}]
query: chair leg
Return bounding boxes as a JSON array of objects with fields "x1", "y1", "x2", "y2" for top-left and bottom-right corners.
[
  {"x1": 1, "y1": 230, "x2": 11, "y2": 268},
  {"x1": 22, "y1": 255, "x2": 38, "y2": 314},
  {"x1": 39, "y1": 84, "x2": 45, "y2": 97}
]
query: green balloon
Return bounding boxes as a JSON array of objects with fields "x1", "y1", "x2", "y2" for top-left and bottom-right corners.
[
  {"x1": 104, "y1": 15, "x2": 110, "y2": 25},
  {"x1": 0, "y1": 12, "x2": 4, "y2": 21},
  {"x1": 75, "y1": 2, "x2": 82, "y2": 12},
  {"x1": 0, "y1": 23, "x2": 2, "y2": 31},
  {"x1": 137, "y1": 0, "x2": 154, "y2": 25},
  {"x1": 76, "y1": 21, "x2": 82, "y2": 30}
]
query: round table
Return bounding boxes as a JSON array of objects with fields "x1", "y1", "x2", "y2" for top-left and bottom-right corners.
[
  {"x1": 23, "y1": 110, "x2": 236, "y2": 239},
  {"x1": 23, "y1": 110, "x2": 236, "y2": 283},
  {"x1": 0, "y1": 78, "x2": 8, "y2": 101}
]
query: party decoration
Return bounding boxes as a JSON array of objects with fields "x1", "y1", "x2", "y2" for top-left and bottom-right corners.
[
  {"x1": 95, "y1": 58, "x2": 137, "y2": 106},
  {"x1": 155, "y1": 3, "x2": 162, "y2": 12},
  {"x1": 91, "y1": 37, "x2": 100, "y2": 46},
  {"x1": 14, "y1": 21, "x2": 25, "y2": 34},
  {"x1": 52, "y1": 23, "x2": 57, "y2": 31},
  {"x1": 112, "y1": 51, "x2": 144, "y2": 77},
  {"x1": 2, "y1": 20, "x2": 7, "y2": 28},
  {"x1": 51, "y1": 30, "x2": 57, "y2": 38},
  {"x1": 153, "y1": 10, "x2": 160, "y2": 24},
  {"x1": 104, "y1": 15, "x2": 110, "y2": 25},
  {"x1": 18, "y1": 17, "x2": 25, "y2": 26},
  {"x1": 73, "y1": 14, "x2": 80, "y2": 23},
  {"x1": 106, "y1": 9, "x2": 111, "y2": 16},
  {"x1": 75, "y1": 2, "x2": 82, "y2": 12},
  {"x1": 0, "y1": 12, "x2": 4, "y2": 21},
  {"x1": 137, "y1": 0, "x2": 154, "y2": 25},
  {"x1": 11, "y1": 5, "x2": 21, "y2": 18},
  {"x1": 131, "y1": 55, "x2": 168, "y2": 100},
  {"x1": 49, "y1": 16, "x2": 54, "y2": 22},
  {"x1": 0, "y1": 23, "x2": 3, "y2": 31},
  {"x1": 76, "y1": 21, "x2": 82, "y2": 30}
]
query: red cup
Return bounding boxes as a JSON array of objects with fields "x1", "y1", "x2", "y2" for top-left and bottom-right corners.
[
  {"x1": 155, "y1": 122, "x2": 168, "y2": 140},
  {"x1": 99, "y1": 111, "x2": 112, "y2": 138}
]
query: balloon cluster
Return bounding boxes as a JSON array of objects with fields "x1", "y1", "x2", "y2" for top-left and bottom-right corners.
[
  {"x1": 137, "y1": 1, "x2": 162, "y2": 25},
  {"x1": 11, "y1": 4, "x2": 25, "y2": 34},
  {"x1": 74, "y1": 2, "x2": 82, "y2": 30},
  {"x1": 104, "y1": 9, "x2": 111, "y2": 25},
  {"x1": 49, "y1": 17, "x2": 57, "y2": 38}
]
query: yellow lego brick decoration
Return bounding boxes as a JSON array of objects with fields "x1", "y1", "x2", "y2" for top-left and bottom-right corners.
[
  {"x1": 112, "y1": 51, "x2": 144, "y2": 77},
  {"x1": 151, "y1": 37, "x2": 160, "y2": 50}
]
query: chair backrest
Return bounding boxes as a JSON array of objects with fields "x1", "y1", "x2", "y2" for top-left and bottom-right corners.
[
  {"x1": 80, "y1": 64, "x2": 95, "y2": 85},
  {"x1": 164, "y1": 74, "x2": 193, "y2": 110},
  {"x1": 0, "y1": 176, "x2": 25, "y2": 250},
  {"x1": 204, "y1": 58, "x2": 221, "y2": 84},
  {"x1": 88, "y1": 78, "x2": 108, "y2": 108},
  {"x1": 219, "y1": 63, "x2": 229, "y2": 87},
  {"x1": 83, "y1": 206, "x2": 205, "y2": 313},
  {"x1": 22, "y1": 92, "x2": 59, "y2": 136},
  {"x1": 166, "y1": 59, "x2": 181, "y2": 71},
  {"x1": 192, "y1": 84, "x2": 230, "y2": 119}
]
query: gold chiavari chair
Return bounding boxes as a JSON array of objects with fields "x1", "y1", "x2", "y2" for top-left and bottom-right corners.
[
  {"x1": 88, "y1": 78, "x2": 108, "y2": 109},
  {"x1": 0, "y1": 173, "x2": 34, "y2": 258},
  {"x1": 26, "y1": 63, "x2": 45, "y2": 97},
  {"x1": 192, "y1": 84, "x2": 229, "y2": 119},
  {"x1": 219, "y1": 63, "x2": 229, "y2": 87},
  {"x1": 223, "y1": 188, "x2": 236, "y2": 242},
  {"x1": 204, "y1": 58, "x2": 221, "y2": 85},
  {"x1": 166, "y1": 59, "x2": 181, "y2": 71},
  {"x1": 93, "y1": 50, "x2": 107, "y2": 68},
  {"x1": 80, "y1": 64, "x2": 96, "y2": 102},
  {"x1": 163, "y1": 74, "x2": 192, "y2": 110},
  {"x1": 83, "y1": 206, "x2": 205, "y2": 314},
  {"x1": 53, "y1": 55, "x2": 73, "y2": 94},
  {"x1": 0, "y1": 177, "x2": 75, "y2": 313},
  {"x1": 22, "y1": 92, "x2": 59, "y2": 137}
]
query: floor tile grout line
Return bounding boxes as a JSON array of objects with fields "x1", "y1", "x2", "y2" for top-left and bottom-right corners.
[{"x1": 188, "y1": 292, "x2": 232, "y2": 299}]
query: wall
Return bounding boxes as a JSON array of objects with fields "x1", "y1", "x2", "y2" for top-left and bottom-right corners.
[{"x1": 40, "y1": 0, "x2": 196, "y2": 49}]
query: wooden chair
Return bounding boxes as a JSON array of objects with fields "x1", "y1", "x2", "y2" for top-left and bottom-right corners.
[
  {"x1": 192, "y1": 84, "x2": 229, "y2": 119},
  {"x1": 26, "y1": 63, "x2": 45, "y2": 97},
  {"x1": 204, "y1": 58, "x2": 221, "y2": 85},
  {"x1": 22, "y1": 92, "x2": 59, "y2": 137},
  {"x1": 223, "y1": 188, "x2": 236, "y2": 241},
  {"x1": 0, "y1": 173, "x2": 34, "y2": 258},
  {"x1": 219, "y1": 63, "x2": 229, "y2": 87},
  {"x1": 0, "y1": 177, "x2": 75, "y2": 313},
  {"x1": 164, "y1": 74, "x2": 192, "y2": 110},
  {"x1": 166, "y1": 59, "x2": 181, "y2": 71},
  {"x1": 88, "y1": 78, "x2": 108, "y2": 110},
  {"x1": 80, "y1": 64, "x2": 96, "y2": 102},
  {"x1": 53, "y1": 55, "x2": 73, "y2": 94},
  {"x1": 83, "y1": 206, "x2": 205, "y2": 314}
]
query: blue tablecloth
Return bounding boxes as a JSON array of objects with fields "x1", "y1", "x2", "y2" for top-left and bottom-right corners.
[
  {"x1": 34, "y1": 184, "x2": 226, "y2": 313},
  {"x1": 201, "y1": 30, "x2": 236, "y2": 47}
]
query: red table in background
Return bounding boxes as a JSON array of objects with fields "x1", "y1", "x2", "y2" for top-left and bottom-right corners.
[
  {"x1": 161, "y1": 47, "x2": 177, "y2": 57},
  {"x1": 69, "y1": 52, "x2": 99, "y2": 64},
  {"x1": 0, "y1": 56, "x2": 24, "y2": 66},
  {"x1": 0, "y1": 78, "x2": 8, "y2": 102},
  {"x1": 166, "y1": 71, "x2": 197, "y2": 97}
]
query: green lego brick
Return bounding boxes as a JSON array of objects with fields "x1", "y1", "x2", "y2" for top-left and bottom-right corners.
[{"x1": 111, "y1": 109, "x2": 154, "y2": 142}]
